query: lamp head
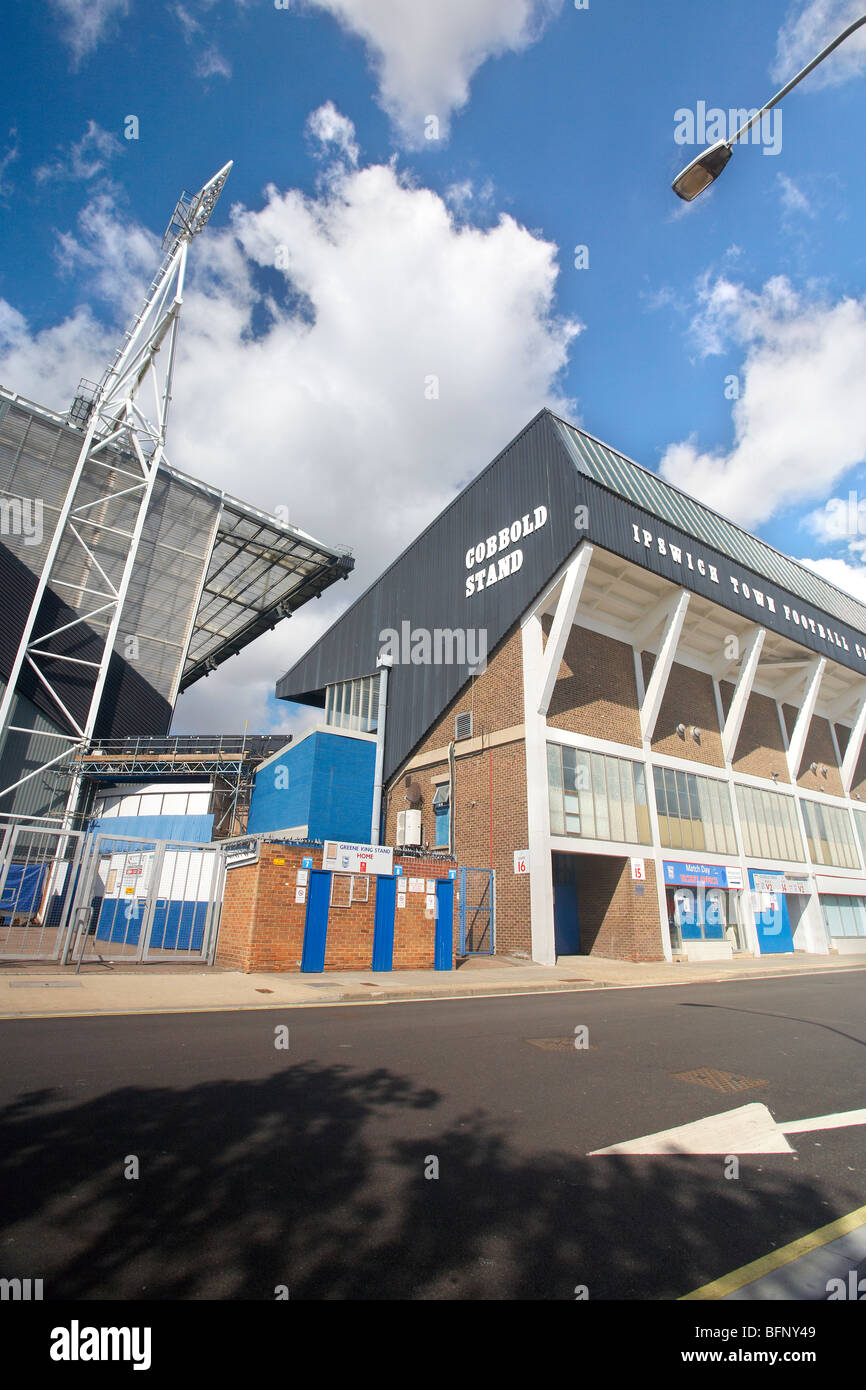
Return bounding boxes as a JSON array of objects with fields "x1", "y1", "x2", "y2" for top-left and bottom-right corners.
[{"x1": 672, "y1": 140, "x2": 733, "y2": 202}]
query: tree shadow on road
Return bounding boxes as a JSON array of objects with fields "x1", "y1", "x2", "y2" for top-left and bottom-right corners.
[{"x1": 0, "y1": 1062, "x2": 857, "y2": 1299}]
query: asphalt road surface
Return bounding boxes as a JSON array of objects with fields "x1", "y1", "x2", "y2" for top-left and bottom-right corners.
[{"x1": 1, "y1": 971, "x2": 864, "y2": 1300}]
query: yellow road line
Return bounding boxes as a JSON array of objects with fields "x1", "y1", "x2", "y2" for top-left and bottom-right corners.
[{"x1": 681, "y1": 1204, "x2": 866, "y2": 1300}]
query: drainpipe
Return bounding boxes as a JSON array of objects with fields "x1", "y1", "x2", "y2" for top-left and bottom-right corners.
[
  {"x1": 370, "y1": 654, "x2": 392, "y2": 844},
  {"x1": 448, "y1": 740, "x2": 455, "y2": 857}
]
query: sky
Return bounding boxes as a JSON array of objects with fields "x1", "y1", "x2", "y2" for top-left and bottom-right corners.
[{"x1": 2, "y1": 0, "x2": 866, "y2": 740}]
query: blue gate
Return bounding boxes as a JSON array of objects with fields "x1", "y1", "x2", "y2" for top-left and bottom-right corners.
[
  {"x1": 301, "y1": 870, "x2": 331, "y2": 972},
  {"x1": 459, "y1": 868, "x2": 494, "y2": 954},
  {"x1": 372, "y1": 875, "x2": 396, "y2": 971},
  {"x1": 435, "y1": 878, "x2": 454, "y2": 971}
]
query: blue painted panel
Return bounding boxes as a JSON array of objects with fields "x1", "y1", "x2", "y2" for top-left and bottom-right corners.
[
  {"x1": 372, "y1": 875, "x2": 396, "y2": 971},
  {"x1": 89, "y1": 814, "x2": 214, "y2": 842},
  {"x1": 247, "y1": 731, "x2": 376, "y2": 841},
  {"x1": 302, "y1": 870, "x2": 331, "y2": 972},
  {"x1": 554, "y1": 882, "x2": 580, "y2": 955},
  {"x1": 0, "y1": 863, "x2": 47, "y2": 916},
  {"x1": 434, "y1": 879, "x2": 453, "y2": 971},
  {"x1": 95, "y1": 897, "x2": 144, "y2": 945},
  {"x1": 748, "y1": 869, "x2": 795, "y2": 953}
]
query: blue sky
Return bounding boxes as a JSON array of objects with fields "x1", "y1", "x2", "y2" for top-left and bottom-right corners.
[{"x1": 2, "y1": 0, "x2": 866, "y2": 734}]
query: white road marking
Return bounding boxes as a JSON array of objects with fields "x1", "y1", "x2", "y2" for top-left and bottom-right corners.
[
  {"x1": 589, "y1": 1103, "x2": 793, "y2": 1155},
  {"x1": 779, "y1": 1108, "x2": 866, "y2": 1134},
  {"x1": 590, "y1": 1103, "x2": 866, "y2": 1156}
]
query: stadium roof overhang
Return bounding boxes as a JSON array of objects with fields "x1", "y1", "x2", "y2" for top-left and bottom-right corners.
[
  {"x1": 164, "y1": 466, "x2": 355, "y2": 691},
  {"x1": 537, "y1": 544, "x2": 866, "y2": 724}
]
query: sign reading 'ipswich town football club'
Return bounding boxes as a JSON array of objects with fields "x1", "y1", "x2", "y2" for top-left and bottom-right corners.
[{"x1": 322, "y1": 842, "x2": 394, "y2": 875}]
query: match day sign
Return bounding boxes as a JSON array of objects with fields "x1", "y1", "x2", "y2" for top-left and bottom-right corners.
[{"x1": 322, "y1": 841, "x2": 394, "y2": 875}]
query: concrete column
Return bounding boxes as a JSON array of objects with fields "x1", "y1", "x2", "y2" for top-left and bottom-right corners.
[{"x1": 521, "y1": 611, "x2": 556, "y2": 965}]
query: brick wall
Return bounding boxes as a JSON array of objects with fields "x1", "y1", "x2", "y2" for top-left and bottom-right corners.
[
  {"x1": 719, "y1": 683, "x2": 790, "y2": 782},
  {"x1": 571, "y1": 853, "x2": 665, "y2": 961},
  {"x1": 216, "y1": 843, "x2": 456, "y2": 973},
  {"x1": 782, "y1": 706, "x2": 843, "y2": 796},
  {"x1": 384, "y1": 624, "x2": 532, "y2": 957},
  {"x1": 545, "y1": 623, "x2": 642, "y2": 746},
  {"x1": 643, "y1": 655, "x2": 724, "y2": 767}
]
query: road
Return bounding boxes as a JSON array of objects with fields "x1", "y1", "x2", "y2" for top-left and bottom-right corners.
[{"x1": 1, "y1": 971, "x2": 864, "y2": 1300}]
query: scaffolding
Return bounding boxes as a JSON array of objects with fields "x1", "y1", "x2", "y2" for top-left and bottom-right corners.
[{"x1": 69, "y1": 732, "x2": 289, "y2": 839}]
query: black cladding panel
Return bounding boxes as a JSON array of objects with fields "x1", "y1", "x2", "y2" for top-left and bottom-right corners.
[{"x1": 278, "y1": 410, "x2": 866, "y2": 783}]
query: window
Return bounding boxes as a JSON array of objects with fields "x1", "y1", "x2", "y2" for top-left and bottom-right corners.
[
  {"x1": 325, "y1": 674, "x2": 380, "y2": 733},
  {"x1": 432, "y1": 784, "x2": 450, "y2": 848},
  {"x1": 800, "y1": 799, "x2": 859, "y2": 869},
  {"x1": 547, "y1": 743, "x2": 651, "y2": 845},
  {"x1": 820, "y1": 894, "x2": 866, "y2": 937},
  {"x1": 654, "y1": 767, "x2": 737, "y2": 855},
  {"x1": 735, "y1": 785, "x2": 805, "y2": 862}
]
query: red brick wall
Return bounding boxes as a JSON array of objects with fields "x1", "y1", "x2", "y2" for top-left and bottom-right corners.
[
  {"x1": 719, "y1": 683, "x2": 790, "y2": 782},
  {"x1": 571, "y1": 853, "x2": 665, "y2": 961},
  {"x1": 216, "y1": 843, "x2": 456, "y2": 973},
  {"x1": 643, "y1": 655, "x2": 724, "y2": 767},
  {"x1": 545, "y1": 623, "x2": 642, "y2": 747},
  {"x1": 384, "y1": 624, "x2": 531, "y2": 957},
  {"x1": 782, "y1": 706, "x2": 844, "y2": 796}
]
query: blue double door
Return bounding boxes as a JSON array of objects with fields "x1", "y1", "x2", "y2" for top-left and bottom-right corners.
[{"x1": 301, "y1": 871, "x2": 454, "y2": 972}]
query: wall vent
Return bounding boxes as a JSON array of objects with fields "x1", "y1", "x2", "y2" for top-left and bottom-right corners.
[{"x1": 454, "y1": 711, "x2": 473, "y2": 742}]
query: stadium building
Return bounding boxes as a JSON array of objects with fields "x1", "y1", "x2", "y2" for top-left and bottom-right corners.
[{"x1": 267, "y1": 408, "x2": 866, "y2": 966}]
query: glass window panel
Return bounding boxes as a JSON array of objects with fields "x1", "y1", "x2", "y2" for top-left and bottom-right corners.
[
  {"x1": 591, "y1": 754, "x2": 610, "y2": 840},
  {"x1": 576, "y1": 751, "x2": 595, "y2": 839},
  {"x1": 606, "y1": 757, "x2": 624, "y2": 842},
  {"x1": 634, "y1": 764, "x2": 651, "y2": 845},
  {"x1": 620, "y1": 761, "x2": 638, "y2": 843}
]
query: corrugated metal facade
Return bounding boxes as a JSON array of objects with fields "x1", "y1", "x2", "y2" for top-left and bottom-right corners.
[{"x1": 278, "y1": 410, "x2": 866, "y2": 782}]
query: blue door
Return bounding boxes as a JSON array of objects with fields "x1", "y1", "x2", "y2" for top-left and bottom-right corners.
[
  {"x1": 553, "y1": 882, "x2": 580, "y2": 955},
  {"x1": 748, "y1": 871, "x2": 794, "y2": 954},
  {"x1": 301, "y1": 870, "x2": 331, "y2": 972},
  {"x1": 372, "y1": 875, "x2": 396, "y2": 971},
  {"x1": 434, "y1": 879, "x2": 453, "y2": 971}
]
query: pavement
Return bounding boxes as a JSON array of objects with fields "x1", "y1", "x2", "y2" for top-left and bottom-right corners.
[{"x1": 1, "y1": 948, "x2": 865, "y2": 1018}]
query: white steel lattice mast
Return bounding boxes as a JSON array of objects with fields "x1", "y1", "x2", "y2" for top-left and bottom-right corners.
[{"x1": 0, "y1": 161, "x2": 232, "y2": 824}]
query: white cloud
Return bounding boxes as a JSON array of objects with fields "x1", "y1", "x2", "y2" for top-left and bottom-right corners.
[
  {"x1": 171, "y1": 3, "x2": 232, "y2": 79},
  {"x1": 773, "y1": 1, "x2": 866, "y2": 89},
  {"x1": 35, "y1": 121, "x2": 122, "y2": 185},
  {"x1": 660, "y1": 275, "x2": 866, "y2": 530},
  {"x1": 777, "y1": 172, "x2": 814, "y2": 217},
  {"x1": 800, "y1": 554, "x2": 866, "y2": 606},
  {"x1": 48, "y1": 0, "x2": 130, "y2": 65},
  {"x1": 0, "y1": 121, "x2": 578, "y2": 732},
  {"x1": 0, "y1": 129, "x2": 18, "y2": 201},
  {"x1": 306, "y1": 100, "x2": 359, "y2": 164},
  {"x1": 290, "y1": 0, "x2": 563, "y2": 144}
]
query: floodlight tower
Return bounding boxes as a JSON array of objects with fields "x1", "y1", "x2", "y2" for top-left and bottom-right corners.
[{"x1": 0, "y1": 162, "x2": 232, "y2": 826}]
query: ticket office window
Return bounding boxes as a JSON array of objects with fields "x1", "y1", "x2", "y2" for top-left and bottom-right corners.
[{"x1": 666, "y1": 886, "x2": 743, "y2": 950}]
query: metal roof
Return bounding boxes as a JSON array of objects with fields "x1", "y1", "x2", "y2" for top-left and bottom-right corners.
[{"x1": 553, "y1": 414, "x2": 866, "y2": 634}]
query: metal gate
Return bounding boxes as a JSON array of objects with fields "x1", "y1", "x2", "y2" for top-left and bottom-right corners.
[
  {"x1": 0, "y1": 822, "x2": 86, "y2": 961},
  {"x1": 69, "y1": 833, "x2": 226, "y2": 967},
  {"x1": 459, "y1": 868, "x2": 495, "y2": 955}
]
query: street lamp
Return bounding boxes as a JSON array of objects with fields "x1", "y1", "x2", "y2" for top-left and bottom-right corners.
[{"x1": 672, "y1": 11, "x2": 866, "y2": 201}]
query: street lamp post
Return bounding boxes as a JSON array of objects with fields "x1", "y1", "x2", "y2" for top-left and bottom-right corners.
[{"x1": 672, "y1": 11, "x2": 866, "y2": 201}]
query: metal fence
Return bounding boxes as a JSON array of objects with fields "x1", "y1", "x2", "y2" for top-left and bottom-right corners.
[{"x1": 0, "y1": 822, "x2": 86, "y2": 961}]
